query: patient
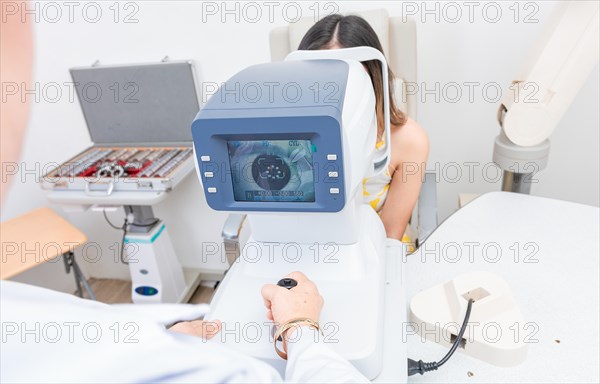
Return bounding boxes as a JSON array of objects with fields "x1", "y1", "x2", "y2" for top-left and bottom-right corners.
[{"x1": 298, "y1": 14, "x2": 430, "y2": 242}]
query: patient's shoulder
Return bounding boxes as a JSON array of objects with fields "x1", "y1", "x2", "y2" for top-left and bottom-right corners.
[{"x1": 390, "y1": 117, "x2": 429, "y2": 162}]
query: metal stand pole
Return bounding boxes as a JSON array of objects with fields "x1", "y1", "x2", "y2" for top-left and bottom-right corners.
[
  {"x1": 501, "y1": 171, "x2": 533, "y2": 194},
  {"x1": 493, "y1": 132, "x2": 550, "y2": 196},
  {"x1": 124, "y1": 205, "x2": 160, "y2": 233},
  {"x1": 63, "y1": 251, "x2": 96, "y2": 300}
]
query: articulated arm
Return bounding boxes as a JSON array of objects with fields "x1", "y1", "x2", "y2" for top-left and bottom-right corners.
[
  {"x1": 499, "y1": 1, "x2": 599, "y2": 147},
  {"x1": 494, "y1": 1, "x2": 599, "y2": 192}
]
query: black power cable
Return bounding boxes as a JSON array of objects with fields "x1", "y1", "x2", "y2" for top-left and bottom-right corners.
[
  {"x1": 123, "y1": 206, "x2": 161, "y2": 228},
  {"x1": 103, "y1": 210, "x2": 130, "y2": 265},
  {"x1": 407, "y1": 298, "x2": 474, "y2": 376},
  {"x1": 102, "y1": 210, "x2": 160, "y2": 265}
]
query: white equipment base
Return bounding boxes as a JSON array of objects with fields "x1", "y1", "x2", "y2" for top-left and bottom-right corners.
[
  {"x1": 205, "y1": 238, "x2": 407, "y2": 381},
  {"x1": 410, "y1": 270, "x2": 528, "y2": 367},
  {"x1": 125, "y1": 223, "x2": 200, "y2": 304}
]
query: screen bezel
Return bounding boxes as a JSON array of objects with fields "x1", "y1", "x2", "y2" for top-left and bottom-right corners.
[{"x1": 194, "y1": 113, "x2": 345, "y2": 212}]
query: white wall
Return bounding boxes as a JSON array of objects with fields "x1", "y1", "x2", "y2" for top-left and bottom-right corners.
[{"x1": 2, "y1": 1, "x2": 598, "y2": 292}]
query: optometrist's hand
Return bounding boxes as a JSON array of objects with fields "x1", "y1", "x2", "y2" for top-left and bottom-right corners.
[
  {"x1": 168, "y1": 319, "x2": 221, "y2": 340},
  {"x1": 261, "y1": 271, "x2": 324, "y2": 326}
]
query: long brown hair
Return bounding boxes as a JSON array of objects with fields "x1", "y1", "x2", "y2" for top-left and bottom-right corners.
[{"x1": 298, "y1": 14, "x2": 407, "y2": 138}]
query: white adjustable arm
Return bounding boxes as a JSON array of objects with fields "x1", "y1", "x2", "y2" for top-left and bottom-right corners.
[{"x1": 500, "y1": 1, "x2": 599, "y2": 147}]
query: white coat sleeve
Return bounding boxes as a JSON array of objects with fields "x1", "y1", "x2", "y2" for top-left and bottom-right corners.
[
  {"x1": 284, "y1": 326, "x2": 370, "y2": 383},
  {"x1": 0, "y1": 281, "x2": 283, "y2": 384}
]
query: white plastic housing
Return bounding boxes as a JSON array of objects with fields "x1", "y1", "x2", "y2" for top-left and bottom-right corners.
[
  {"x1": 410, "y1": 271, "x2": 528, "y2": 367},
  {"x1": 205, "y1": 204, "x2": 388, "y2": 379},
  {"x1": 202, "y1": 49, "x2": 394, "y2": 379},
  {"x1": 500, "y1": 1, "x2": 600, "y2": 146},
  {"x1": 248, "y1": 59, "x2": 377, "y2": 245},
  {"x1": 126, "y1": 224, "x2": 187, "y2": 304}
]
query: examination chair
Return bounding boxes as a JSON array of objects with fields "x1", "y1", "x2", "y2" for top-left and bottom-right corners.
[{"x1": 222, "y1": 9, "x2": 437, "y2": 265}]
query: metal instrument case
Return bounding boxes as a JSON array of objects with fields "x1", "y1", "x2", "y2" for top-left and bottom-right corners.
[{"x1": 41, "y1": 60, "x2": 201, "y2": 196}]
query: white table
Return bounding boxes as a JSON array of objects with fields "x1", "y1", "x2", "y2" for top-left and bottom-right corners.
[{"x1": 404, "y1": 192, "x2": 599, "y2": 383}]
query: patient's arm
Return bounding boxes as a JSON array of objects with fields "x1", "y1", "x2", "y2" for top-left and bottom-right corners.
[{"x1": 379, "y1": 118, "x2": 430, "y2": 240}]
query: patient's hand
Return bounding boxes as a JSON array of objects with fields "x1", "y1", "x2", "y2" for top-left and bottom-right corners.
[
  {"x1": 168, "y1": 320, "x2": 221, "y2": 340},
  {"x1": 261, "y1": 271, "x2": 324, "y2": 326}
]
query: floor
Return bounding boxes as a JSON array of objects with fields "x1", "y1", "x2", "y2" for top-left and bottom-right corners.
[{"x1": 84, "y1": 278, "x2": 216, "y2": 304}]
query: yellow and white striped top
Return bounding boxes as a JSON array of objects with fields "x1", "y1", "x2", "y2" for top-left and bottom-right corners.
[
  {"x1": 362, "y1": 164, "x2": 392, "y2": 212},
  {"x1": 363, "y1": 140, "x2": 392, "y2": 212},
  {"x1": 362, "y1": 140, "x2": 413, "y2": 249}
]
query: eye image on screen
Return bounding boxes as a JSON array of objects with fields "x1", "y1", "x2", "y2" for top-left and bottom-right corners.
[{"x1": 227, "y1": 139, "x2": 315, "y2": 202}]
